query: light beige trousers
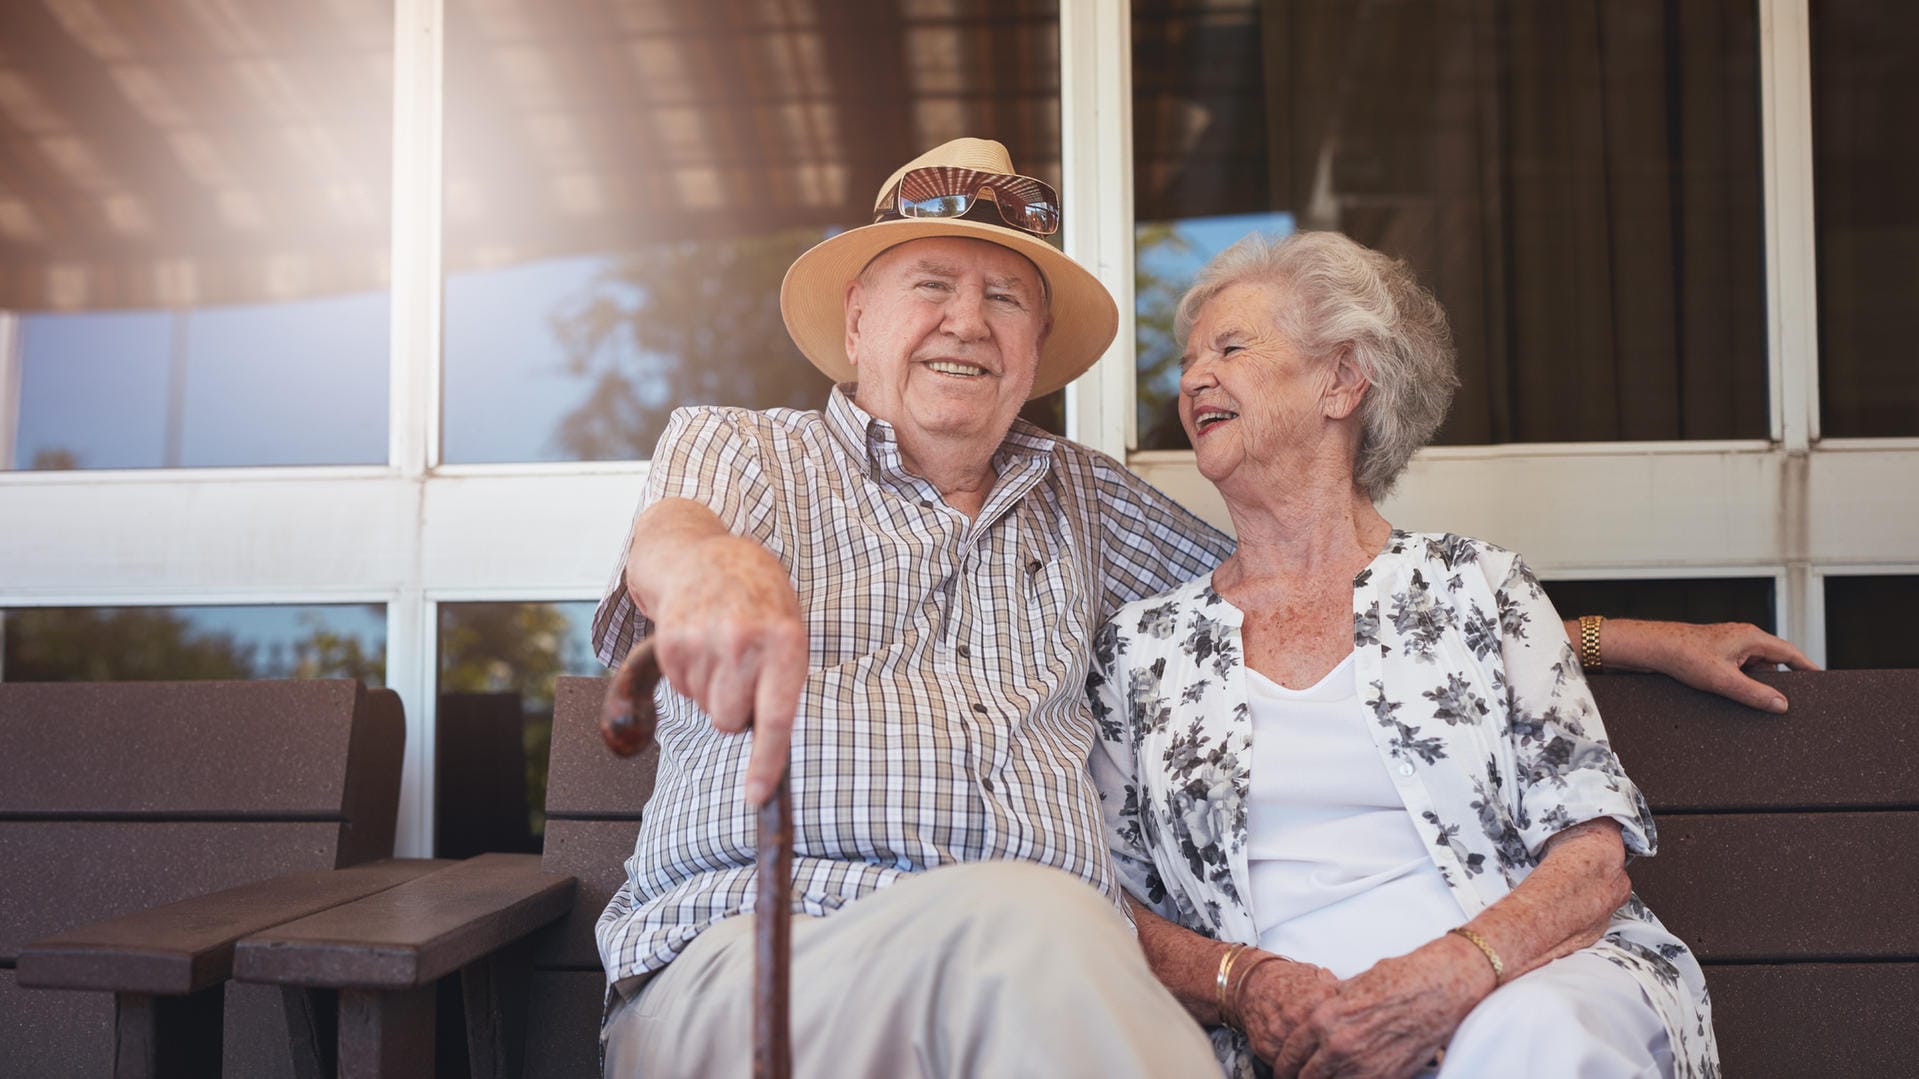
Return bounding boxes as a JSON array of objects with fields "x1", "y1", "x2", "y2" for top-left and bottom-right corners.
[{"x1": 601, "y1": 860, "x2": 1219, "y2": 1078}]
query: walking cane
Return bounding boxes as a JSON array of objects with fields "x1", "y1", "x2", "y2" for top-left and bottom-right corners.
[{"x1": 600, "y1": 640, "x2": 793, "y2": 1079}]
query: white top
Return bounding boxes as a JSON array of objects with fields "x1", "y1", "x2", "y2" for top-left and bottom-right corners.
[{"x1": 1245, "y1": 654, "x2": 1465, "y2": 978}]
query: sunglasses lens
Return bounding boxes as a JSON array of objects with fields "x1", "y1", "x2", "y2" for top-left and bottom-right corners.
[
  {"x1": 902, "y1": 192, "x2": 974, "y2": 219},
  {"x1": 991, "y1": 192, "x2": 1059, "y2": 236},
  {"x1": 1024, "y1": 205, "x2": 1060, "y2": 232}
]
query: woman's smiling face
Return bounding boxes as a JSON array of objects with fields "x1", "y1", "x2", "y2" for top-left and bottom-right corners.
[{"x1": 1178, "y1": 279, "x2": 1340, "y2": 487}]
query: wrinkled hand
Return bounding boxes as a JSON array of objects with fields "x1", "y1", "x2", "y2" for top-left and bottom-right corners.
[
  {"x1": 1272, "y1": 937, "x2": 1490, "y2": 1079},
  {"x1": 649, "y1": 534, "x2": 808, "y2": 804},
  {"x1": 1609, "y1": 619, "x2": 1818, "y2": 714},
  {"x1": 1238, "y1": 957, "x2": 1340, "y2": 1064}
]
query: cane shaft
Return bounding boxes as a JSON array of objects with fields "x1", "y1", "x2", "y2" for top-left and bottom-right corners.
[
  {"x1": 604, "y1": 639, "x2": 793, "y2": 1076},
  {"x1": 754, "y1": 771, "x2": 793, "y2": 1079}
]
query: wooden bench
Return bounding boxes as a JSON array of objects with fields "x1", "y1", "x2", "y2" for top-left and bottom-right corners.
[
  {"x1": 231, "y1": 852, "x2": 576, "y2": 1079},
  {"x1": 207, "y1": 676, "x2": 616, "y2": 1079},
  {"x1": 2, "y1": 679, "x2": 407, "y2": 1078},
  {"x1": 230, "y1": 670, "x2": 1913, "y2": 1077},
  {"x1": 1593, "y1": 669, "x2": 1919, "y2": 1076}
]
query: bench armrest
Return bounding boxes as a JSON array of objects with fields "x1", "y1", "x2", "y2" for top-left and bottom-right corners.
[
  {"x1": 233, "y1": 853, "x2": 577, "y2": 990},
  {"x1": 16, "y1": 859, "x2": 450, "y2": 996}
]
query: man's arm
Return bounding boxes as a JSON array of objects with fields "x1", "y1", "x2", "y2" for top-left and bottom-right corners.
[
  {"x1": 1561, "y1": 617, "x2": 1818, "y2": 714},
  {"x1": 624, "y1": 497, "x2": 808, "y2": 806}
]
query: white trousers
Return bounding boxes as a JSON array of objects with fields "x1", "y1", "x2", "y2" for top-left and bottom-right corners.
[
  {"x1": 601, "y1": 860, "x2": 1220, "y2": 1079},
  {"x1": 1431, "y1": 951, "x2": 1674, "y2": 1079}
]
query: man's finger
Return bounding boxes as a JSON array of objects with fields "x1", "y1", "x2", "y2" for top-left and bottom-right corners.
[
  {"x1": 652, "y1": 636, "x2": 713, "y2": 718},
  {"x1": 703, "y1": 658, "x2": 760, "y2": 734},
  {"x1": 741, "y1": 630, "x2": 807, "y2": 805},
  {"x1": 742, "y1": 707, "x2": 794, "y2": 807}
]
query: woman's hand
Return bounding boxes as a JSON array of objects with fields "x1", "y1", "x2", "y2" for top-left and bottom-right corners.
[
  {"x1": 1237, "y1": 956, "x2": 1341, "y2": 1063},
  {"x1": 1270, "y1": 934, "x2": 1493, "y2": 1079},
  {"x1": 1579, "y1": 618, "x2": 1818, "y2": 714}
]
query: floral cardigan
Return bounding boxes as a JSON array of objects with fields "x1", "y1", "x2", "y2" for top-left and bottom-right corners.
[{"x1": 1087, "y1": 531, "x2": 1718, "y2": 1078}]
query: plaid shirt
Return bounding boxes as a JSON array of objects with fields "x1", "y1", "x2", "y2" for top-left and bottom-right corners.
[{"x1": 591, "y1": 386, "x2": 1231, "y2": 983}]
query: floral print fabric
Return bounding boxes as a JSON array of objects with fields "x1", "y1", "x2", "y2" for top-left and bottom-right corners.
[{"x1": 1088, "y1": 531, "x2": 1718, "y2": 1078}]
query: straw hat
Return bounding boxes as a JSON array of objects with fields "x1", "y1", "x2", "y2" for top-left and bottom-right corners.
[{"x1": 779, "y1": 138, "x2": 1118, "y2": 400}]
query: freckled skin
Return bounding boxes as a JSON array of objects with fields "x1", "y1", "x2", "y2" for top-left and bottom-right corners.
[{"x1": 1179, "y1": 278, "x2": 1383, "y2": 689}]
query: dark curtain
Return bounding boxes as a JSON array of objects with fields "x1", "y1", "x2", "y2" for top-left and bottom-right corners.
[
  {"x1": 1135, "y1": 0, "x2": 1769, "y2": 448},
  {"x1": 1811, "y1": 0, "x2": 1919, "y2": 437}
]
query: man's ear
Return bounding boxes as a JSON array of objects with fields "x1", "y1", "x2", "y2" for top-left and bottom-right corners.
[
  {"x1": 842, "y1": 279, "x2": 865, "y2": 370},
  {"x1": 1323, "y1": 349, "x2": 1369, "y2": 421}
]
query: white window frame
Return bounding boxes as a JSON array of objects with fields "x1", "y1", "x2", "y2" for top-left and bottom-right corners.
[
  {"x1": 1065, "y1": 0, "x2": 1919, "y2": 663},
  {"x1": 2, "y1": 0, "x2": 1914, "y2": 855}
]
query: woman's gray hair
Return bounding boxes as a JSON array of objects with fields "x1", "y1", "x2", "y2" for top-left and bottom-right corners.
[{"x1": 1174, "y1": 231, "x2": 1458, "y2": 500}]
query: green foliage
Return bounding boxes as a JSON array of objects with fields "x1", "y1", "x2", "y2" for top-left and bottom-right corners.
[
  {"x1": 1134, "y1": 222, "x2": 1198, "y2": 449},
  {"x1": 437, "y1": 602, "x2": 591, "y2": 836},
  {"x1": 548, "y1": 229, "x2": 835, "y2": 460},
  {"x1": 2, "y1": 607, "x2": 256, "y2": 681},
  {"x1": 1, "y1": 606, "x2": 388, "y2": 685},
  {"x1": 286, "y1": 610, "x2": 386, "y2": 683}
]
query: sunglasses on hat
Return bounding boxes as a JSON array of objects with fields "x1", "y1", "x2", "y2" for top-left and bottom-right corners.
[{"x1": 874, "y1": 165, "x2": 1062, "y2": 237}]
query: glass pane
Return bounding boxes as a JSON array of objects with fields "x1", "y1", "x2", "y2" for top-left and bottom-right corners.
[
  {"x1": 436, "y1": 601, "x2": 602, "y2": 857},
  {"x1": 1823, "y1": 575, "x2": 1919, "y2": 668},
  {"x1": 1, "y1": 2, "x2": 393, "y2": 471},
  {"x1": 1133, "y1": 0, "x2": 1768, "y2": 451},
  {"x1": 1539, "y1": 578, "x2": 1776, "y2": 635},
  {"x1": 440, "y1": 0, "x2": 1064, "y2": 464},
  {"x1": 1, "y1": 605, "x2": 386, "y2": 683},
  {"x1": 1812, "y1": 1, "x2": 1919, "y2": 437}
]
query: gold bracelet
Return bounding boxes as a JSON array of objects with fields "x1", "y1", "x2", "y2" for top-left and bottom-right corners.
[
  {"x1": 1578, "y1": 614, "x2": 1605, "y2": 673},
  {"x1": 1448, "y1": 926, "x2": 1505, "y2": 984},
  {"x1": 1215, "y1": 943, "x2": 1251, "y2": 1028}
]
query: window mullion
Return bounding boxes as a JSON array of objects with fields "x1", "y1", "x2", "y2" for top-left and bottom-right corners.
[
  {"x1": 390, "y1": 0, "x2": 446, "y2": 477},
  {"x1": 1760, "y1": 0, "x2": 1820, "y2": 451},
  {"x1": 1059, "y1": 0, "x2": 1135, "y2": 459},
  {"x1": 0, "y1": 312, "x2": 19, "y2": 471},
  {"x1": 386, "y1": 0, "x2": 444, "y2": 856},
  {"x1": 385, "y1": 592, "x2": 434, "y2": 857}
]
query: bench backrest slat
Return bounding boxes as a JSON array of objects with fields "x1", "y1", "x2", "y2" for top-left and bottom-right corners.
[
  {"x1": 1, "y1": 820, "x2": 348, "y2": 963},
  {"x1": 0, "y1": 681, "x2": 387, "y2": 817},
  {"x1": 544, "y1": 678, "x2": 658, "y2": 818},
  {"x1": 1592, "y1": 670, "x2": 1918, "y2": 810}
]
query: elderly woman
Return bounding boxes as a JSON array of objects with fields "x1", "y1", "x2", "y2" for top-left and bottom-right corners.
[{"x1": 1088, "y1": 232, "x2": 1717, "y2": 1078}]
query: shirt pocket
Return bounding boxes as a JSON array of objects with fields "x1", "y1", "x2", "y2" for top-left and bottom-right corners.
[{"x1": 1017, "y1": 551, "x2": 1089, "y2": 669}]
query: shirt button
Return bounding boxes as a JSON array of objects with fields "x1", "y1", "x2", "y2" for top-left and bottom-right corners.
[
  {"x1": 1397, "y1": 762, "x2": 1415, "y2": 777},
  {"x1": 980, "y1": 777, "x2": 995, "y2": 794},
  {"x1": 971, "y1": 703, "x2": 988, "y2": 715},
  {"x1": 956, "y1": 644, "x2": 971, "y2": 659}
]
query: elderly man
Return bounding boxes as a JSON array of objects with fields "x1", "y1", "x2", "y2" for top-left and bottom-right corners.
[{"x1": 589, "y1": 138, "x2": 1810, "y2": 1078}]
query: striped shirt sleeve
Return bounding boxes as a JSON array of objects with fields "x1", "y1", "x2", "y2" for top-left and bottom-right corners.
[
  {"x1": 590, "y1": 407, "x2": 784, "y2": 667},
  {"x1": 1088, "y1": 451, "x2": 1233, "y2": 618}
]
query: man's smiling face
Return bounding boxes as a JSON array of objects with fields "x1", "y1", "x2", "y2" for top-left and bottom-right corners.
[{"x1": 843, "y1": 235, "x2": 1051, "y2": 457}]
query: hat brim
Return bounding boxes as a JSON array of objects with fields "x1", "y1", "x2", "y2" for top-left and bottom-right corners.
[{"x1": 779, "y1": 218, "x2": 1119, "y2": 401}]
